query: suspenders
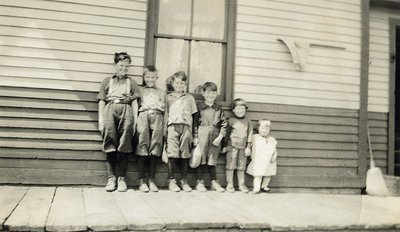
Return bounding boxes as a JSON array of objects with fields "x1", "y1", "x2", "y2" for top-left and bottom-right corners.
[
  {"x1": 107, "y1": 77, "x2": 131, "y2": 104},
  {"x1": 108, "y1": 77, "x2": 131, "y2": 96}
]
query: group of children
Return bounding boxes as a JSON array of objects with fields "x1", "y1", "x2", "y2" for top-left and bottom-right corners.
[{"x1": 97, "y1": 52, "x2": 278, "y2": 194}]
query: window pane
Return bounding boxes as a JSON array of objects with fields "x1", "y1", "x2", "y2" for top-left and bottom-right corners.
[
  {"x1": 189, "y1": 41, "x2": 223, "y2": 94},
  {"x1": 192, "y1": 0, "x2": 225, "y2": 39},
  {"x1": 158, "y1": 0, "x2": 191, "y2": 36},
  {"x1": 155, "y1": 38, "x2": 189, "y2": 90}
]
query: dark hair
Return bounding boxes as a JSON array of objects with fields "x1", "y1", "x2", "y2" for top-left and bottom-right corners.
[
  {"x1": 231, "y1": 98, "x2": 248, "y2": 110},
  {"x1": 142, "y1": 65, "x2": 158, "y2": 87},
  {"x1": 166, "y1": 71, "x2": 187, "y2": 91},
  {"x1": 114, "y1": 52, "x2": 131, "y2": 64},
  {"x1": 202, "y1": 82, "x2": 218, "y2": 92},
  {"x1": 170, "y1": 71, "x2": 187, "y2": 82}
]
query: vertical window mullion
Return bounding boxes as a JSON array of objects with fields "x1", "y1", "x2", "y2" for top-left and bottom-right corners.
[{"x1": 187, "y1": 0, "x2": 195, "y2": 92}]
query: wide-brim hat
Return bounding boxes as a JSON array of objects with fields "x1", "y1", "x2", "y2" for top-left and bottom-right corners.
[{"x1": 189, "y1": 145, "x2": 201, "y2": 168}]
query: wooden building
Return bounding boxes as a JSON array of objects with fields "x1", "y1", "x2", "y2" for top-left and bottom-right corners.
[{"x1": 0, "y1": 0, "x2": 398, "y2": 194}]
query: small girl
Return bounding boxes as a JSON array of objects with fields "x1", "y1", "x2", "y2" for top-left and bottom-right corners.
[
  {"x1": 136, "y1": 65, "x2": 166, "y2": 192},
  {"x1": 246, "y1": 120, "x2": 277, "y2": 193}
]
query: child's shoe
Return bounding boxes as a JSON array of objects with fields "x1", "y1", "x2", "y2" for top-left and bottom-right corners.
[
  {"x1": 239, "y1": 184, "x2": 249, "y2": 193},
  {"x1": 196, "y1": 179, "x2": 207, "y2": 192},
  {"x1": 181, "y1": 179, "x2": 192, "y2": 192},
  {"x1": 250, "y1": 189, "x2": 260, "y2": 194},
  {"x1": 262, "y1": 187, "x2": 270, "y2": 192},
  {"x1": 149, "y1": 178, "x2": 159, "y2": 192},
  {"x1": 226, "y1": 183, "x2": 235, "y2": 193},
  {"x1": 168, "y1": 179, "x2": 181, "y2": 192},
  {"x1": 139, "y1": 178, "x2": 149, "y2": 192},
  {"x1": 105, "y1": 176, "x2": 117, "y2": 192},
  {"x1": 211, "y1": 180, "x2": 225, "y2": 192},
  {"x1": 117, "y1": 177, "x2": 128, "y2": 192}
]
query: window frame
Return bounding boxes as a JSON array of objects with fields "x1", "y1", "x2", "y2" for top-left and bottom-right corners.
[{"x1": 144, "y1": 0, "x2": 236, "y2": 103}]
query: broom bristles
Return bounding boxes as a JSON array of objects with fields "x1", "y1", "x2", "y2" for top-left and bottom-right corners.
[{"x1": 366, "y1": 167, "x2": 391, "y2": 196}]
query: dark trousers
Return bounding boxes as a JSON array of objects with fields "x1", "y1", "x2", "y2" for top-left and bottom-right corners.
[
  {"x1": 196, "y1": 165, "x2": 217, "y2": 181},
  {"x1": 168, "y1": 158, "x2": 189, "y2": 180},
  {"x1": 137, "y1": 155, "x2": 158, "y2": 179},
  {"x1": 106, "y1": 152, "x2": 128, "y2": 178}
]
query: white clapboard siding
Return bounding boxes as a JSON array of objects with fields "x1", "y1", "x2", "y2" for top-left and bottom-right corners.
[
  {"x1": 0, "y1": 0, "x2": 147, "y2": 184},
  {"x1": 235, "y1": 0, "x2": 362, "y2": 109},
  {"x1": 368, "y1": 7, "x2": 394, "y2": 113}
]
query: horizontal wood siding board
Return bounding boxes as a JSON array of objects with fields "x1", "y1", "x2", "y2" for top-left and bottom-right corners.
[
  {"x1": 0, "y1": 128, "x2": 101, "y2": 141},
  {"x1": 243, "y1": 102, "x2": 359, "y2": 117},
  {"x1": 277, "y1": 166, "x2": 358, "y2": 176},
  {"x1": 278, "y1": 149, "x2": 358, "y2": 159},
  {"x1": 238, "y1": 1, "x2": 361, "y2": 24},
  {"x1": 0, "y1": 46, "x2": 144, "y2": 68},
  {"x1": 1, "y1": 6, "x2": 146, "y2": 29},
  {"x1": 0, "y1": 0, "x2": 146, "y2": 20},
  {"x1": 0, "y1": 55, "x2": 143, "y2": 76},
  {"x1": 0, "y1": 97, "x2": 98, "y2": 111},
  {"x1": 0, "y1": 137, "x2": 102, "y2": 151},
  {"x1": 0, "y1": 107, "x2": 97, "y2": 122},
  {"x1": 0, "y1": 16, "x2": 146, "y2": 39},
  {"x1": 246, "y1": 112, "x2": 358, "y2": 126},
  {"x1": 0, "y1": 148, "x2": 104, "y2": 160},
  {"x1": 0, "y1": 26, "x2": 145, "y2": 48},
  {"x1": 0, "y1": 75, "x2": 143, "y2": 92},
  {"x1": 0, "y1": 36, "x2": 145, "y2": 58},
  {"x1": 0, "y1": 118, "x2": 97, "y2": 131},
  {"x1": 0, "y1": 86, "x2": 98, "y2": 102}
]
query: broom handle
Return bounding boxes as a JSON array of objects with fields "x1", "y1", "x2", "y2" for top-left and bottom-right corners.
[{"x1": 367, "y1": 124, "x2": 376, "y2": 168}]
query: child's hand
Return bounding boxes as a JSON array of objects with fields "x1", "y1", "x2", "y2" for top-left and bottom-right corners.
[
  {"x1": 193, "y1": 137, "x2": 199, "y2": 146},
  {"x1": 244, "y1": 147, "x2": 251, "y2": 157},
  {"x1": 221, "y1": 147, "x2": 227, "y2": 153},
  {"x1": 212, "y1": 135, "x2": 223, "y2": 146}
]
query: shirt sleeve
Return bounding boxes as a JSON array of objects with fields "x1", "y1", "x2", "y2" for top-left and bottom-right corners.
[
  {"x1": 218, "y1": 109, "x2": 227, "y2": 137},
  {"x1": 130, "y1": 79, "x2": 140, "y2": 101},
  {"x1": 96, "y1": 77, "x2": 109, "y2": 101},
  {"x1": 247, "y1": 119, "x2": 253, "y2": 143}
]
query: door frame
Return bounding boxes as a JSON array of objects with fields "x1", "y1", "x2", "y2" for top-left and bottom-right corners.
[{"x1": 388, "y1": 17, "x2": 400, "y2": 175}]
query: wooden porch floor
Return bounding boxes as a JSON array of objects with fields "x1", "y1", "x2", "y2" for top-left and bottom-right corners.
[{"x1": 0, "y1": 185, "x2": 400, "y2": 232}]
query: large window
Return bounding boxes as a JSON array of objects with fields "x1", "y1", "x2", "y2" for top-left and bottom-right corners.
[{"x1": 145, "y1": 0, "x2": 236, "y2": 101}]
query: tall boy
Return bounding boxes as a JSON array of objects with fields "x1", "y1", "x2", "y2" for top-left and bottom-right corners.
[
  {"x1": 97, "y1": 52, "x2": 139, "y2": 192},
  {"x1": 164, "y1": 71, "x2": 197, "y2": 192},
  {"x1": 193, "y1": 82, "x2": 226, "y2": 192}
]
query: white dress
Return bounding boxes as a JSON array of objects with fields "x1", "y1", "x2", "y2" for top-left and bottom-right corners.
[{"x1": 246, "y1": 134, "x2": 277, "y2": 177}]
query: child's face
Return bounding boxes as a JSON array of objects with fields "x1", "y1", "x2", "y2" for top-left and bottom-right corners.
[
  {"x1": 232, "y1": 105, "x2": 246, "y2": 118},
  {"x1": 202, "y1": 88, "x2": 218, "y2": 104},
  {"x1": 172, "y1": 78, "x2": 186, "y2": 93},
  {"x1": 115, "y1": 59, "x2": 130, "y2": 77},
  {"x1": 144, "y1": 72, "x2": 158, "y2": 87},
  {"x1": 258, "y1": 122, "x2": 271, "y2": 137}
]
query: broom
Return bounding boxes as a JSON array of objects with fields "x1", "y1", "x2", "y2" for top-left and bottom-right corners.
[{"x1": 365, "y1": 124, "x2": 391, "y2": 196}]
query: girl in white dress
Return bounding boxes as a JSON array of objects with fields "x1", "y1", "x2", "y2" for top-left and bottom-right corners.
[{"x1": 246, "y1": 120, "x2": 277, "y2": 193}]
